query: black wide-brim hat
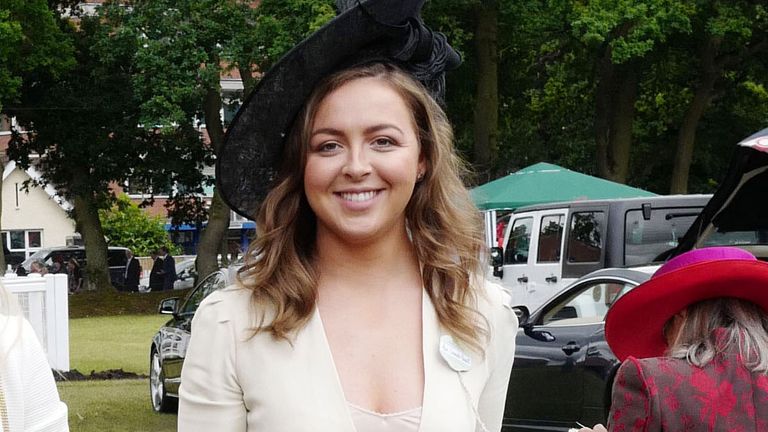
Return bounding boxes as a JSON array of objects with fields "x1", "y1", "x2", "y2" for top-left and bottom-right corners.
[{"x1": 217, "y1": 0, "x2": 461, "y2": 219}]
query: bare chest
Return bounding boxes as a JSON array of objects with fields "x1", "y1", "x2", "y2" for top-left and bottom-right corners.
[{"x1": 320, "y1": 297, "x2": 425, "y2": 414}]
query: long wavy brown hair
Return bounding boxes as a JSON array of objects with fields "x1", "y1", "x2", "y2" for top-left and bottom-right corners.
[{"x1": 237, "y1": 63, "x2": 488, "y2": 352}]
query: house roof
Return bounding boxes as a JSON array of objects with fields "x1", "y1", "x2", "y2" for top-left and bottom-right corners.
[{"x1": 3, "y1": 160, "x2": 73, "y2": 212}]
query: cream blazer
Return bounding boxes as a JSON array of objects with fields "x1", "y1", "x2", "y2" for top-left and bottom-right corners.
[
  {"x1": 178, "y1": 281, "x2": 518, "y2": 432},
  {"x1": 0, "y1": 314, "x2": 68, "y2": 432}
]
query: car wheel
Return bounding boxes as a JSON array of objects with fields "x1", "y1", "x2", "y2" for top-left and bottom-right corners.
[{"x1": 150, "y1": 349, "x2": 177, "y2": 413}]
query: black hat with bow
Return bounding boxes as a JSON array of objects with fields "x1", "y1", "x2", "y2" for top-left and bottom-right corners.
[{"x1": 217, "y1": 0, "x2": 461, "y2": 219}]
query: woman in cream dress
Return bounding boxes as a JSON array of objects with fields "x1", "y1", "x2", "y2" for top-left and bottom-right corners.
[{"x1": 178, "y1": 1, "x2": 518, "y2": 431}]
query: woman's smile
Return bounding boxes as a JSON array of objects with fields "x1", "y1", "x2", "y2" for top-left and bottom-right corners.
[{"x1": 336, "y1": 189, "x2": 382, "y2": 203}]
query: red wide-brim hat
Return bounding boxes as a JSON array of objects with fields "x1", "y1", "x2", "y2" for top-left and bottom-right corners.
[{"x1": 605, "y1": 247, "x2": 768, "y2": 361}]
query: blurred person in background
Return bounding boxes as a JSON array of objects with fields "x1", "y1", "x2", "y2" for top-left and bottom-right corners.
[
  {"x1": 149, "y1": 251, "x2": 163, "y2": 292},
  {"x1": 29, "y1": 261, "x2": 48, "y2": 275},
  {"x1": 0, "y1": 282, "x2": 69, "y2": 430},
  {"x1": 577, "y1": 247, "x2": 768, "y2": 432},
  {"x1": 124, "y1": 250, "x2": 141, "y2": 292},
  {"x1": 158, "y1": 246, "x2": 176, "y2": 291},
  {"x1": 66, "y1": 258, "x2": 82, "y2": 294}
]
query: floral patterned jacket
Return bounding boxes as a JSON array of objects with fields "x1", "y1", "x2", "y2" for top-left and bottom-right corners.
[{"x1": 608, "y1": 343, "x2": 768, "y2": 431}]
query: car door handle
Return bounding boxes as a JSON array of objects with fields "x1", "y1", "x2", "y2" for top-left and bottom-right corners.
[
  {"x1": 517, "y1": 276, "x2": 528, "y2": 283},
  {"x1": 562, "y1": 342, "x2": 581, "y2": 355},
  {"x1": 545, "y1": 276, "x2": 558, "y2": 283}
]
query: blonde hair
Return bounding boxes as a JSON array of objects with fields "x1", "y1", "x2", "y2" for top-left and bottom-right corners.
[
  {"x1": 666, "y1": 298, "x2": 768, "y2": 374},
  {"x1": 237, "y1": 63, "x2": 488, "y2": 351}
]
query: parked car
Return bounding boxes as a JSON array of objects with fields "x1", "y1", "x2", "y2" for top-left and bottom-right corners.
[
  {"x1": 502, "y1": 266, "x2": 655, "y2": 431},
  {"x1": 149, "y1": 265, "x2": 238, "y2": 412},
  {"x1": 20, "y1": 246, "x2": 129, "y2": 288},
  {"x1": 672, "y1": 128, "x2": 768, "y2": 260},
  {"x1": 502, "y1": 127, "x2": 768, "y2": 431},
  {"x1": 139, "y1": 258, "x2": 197, "y2": 292},
  {"x1": 490, "y1": 194, "x2": 710, "y2": 313}
]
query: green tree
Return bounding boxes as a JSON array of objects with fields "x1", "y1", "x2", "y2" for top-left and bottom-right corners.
[
  {"x1": 123, "y1": 0, "x2": 335, "y2": 279},
  {"x1": 424, "y1": 0, "x2": 501, "y2": 181},
  {"x1": 0, "y1": 0, "x2": 74, "y2": 272},
  {"x1": 667, "y1": 1, "x2": 768, "y2": 193},
  {"x1": 7, "y1": 9, "x2": 207, "y2": 290},
  {"x1": 99, "y1": 194, "x2": 180, "y2": 257}
]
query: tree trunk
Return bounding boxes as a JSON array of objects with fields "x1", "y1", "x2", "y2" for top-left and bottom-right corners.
[
  {"x1": 594, "y1": 50, "x2": 613, "y2": 181},
  {"x1": 72, "y1": 189, "x2": 112, "y2": 291},
  {"x1": 195, "y1": 84, "x2": 231, "y2": 280},
  {"x1": 594, "y1": 50, "x2": 638, "y2": 183},
  {"x1": 197, "y1": 190, "x2": 230, "y2": 278},
  {"x1": 608, "y1": 67, "x2": 637, "y2": 183},
  {"x1": 237, "y1": 66, "x2": 257, "y2": 95},
  {"x1": 669, "y1": 38, "x2": 721, "y2": 194},
  {"x1": 472, "y1": 0, "x2": 499, "y2": 182}
]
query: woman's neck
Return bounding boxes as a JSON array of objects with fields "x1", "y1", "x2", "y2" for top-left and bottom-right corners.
[{"x1": 314, "y1": 228, "x2": 421, "y2": 290}]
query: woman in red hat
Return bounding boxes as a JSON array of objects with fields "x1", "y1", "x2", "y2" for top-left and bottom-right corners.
[{"x1": 578, "y1": 246, "x2": 768, "y2": 432}]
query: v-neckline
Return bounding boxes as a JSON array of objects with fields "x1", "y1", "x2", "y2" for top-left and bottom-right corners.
[{"x1": 313, "y1": 289, "x2": 436, "y2": 432}]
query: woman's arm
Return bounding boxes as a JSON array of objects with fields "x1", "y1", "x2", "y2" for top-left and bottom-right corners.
[
  {"x1": 178, "y1": 294, "x2": 247, "y2": 431},
  {"x1": 606, "y1": 357, "x2": 659, "y2": 431},
  {"x1": 476, "y1": 284, "x2": 519, "y2": 432}
]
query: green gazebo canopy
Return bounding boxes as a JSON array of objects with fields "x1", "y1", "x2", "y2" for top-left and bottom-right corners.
[{"x1": 471, "y1": 162, "x2": 656, "y2": 210}]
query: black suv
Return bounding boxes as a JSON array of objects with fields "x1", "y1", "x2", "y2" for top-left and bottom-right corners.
[{"x1": 20, "y1": 246, "x2": 130, "y2": 289}]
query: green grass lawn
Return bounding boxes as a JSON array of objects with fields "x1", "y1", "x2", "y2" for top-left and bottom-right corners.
[
  {"x1": 69, "y1": 314, "x2": 170, "y2": 375},
  {"x1": 62, "y1": 314, "x2": 177, "y2": 430},
  {"x1": 58, "y1": 380, "x2": 176, "y2": 432}
]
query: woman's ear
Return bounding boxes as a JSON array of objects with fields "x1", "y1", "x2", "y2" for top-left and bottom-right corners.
[{"x1": 417, "y1": 155, "x2": 427, "y2": 182}]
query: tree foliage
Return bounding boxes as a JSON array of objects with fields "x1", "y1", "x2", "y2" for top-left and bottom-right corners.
[
  {"x1": 6, "y1": 8, "x2": 208, "y2": 290},
  {"x1": 0, "y1": 0, "x2": 73, "y2": 111},
  {"x1": 117, "y1": 0, "x2": 335, "y2": 279},
  {"x1": 433, "y1": 0, "x2": 768, "y2": 193},
  {"x1": 99, "y1": 194, "x2": 180, "y2": 257}
]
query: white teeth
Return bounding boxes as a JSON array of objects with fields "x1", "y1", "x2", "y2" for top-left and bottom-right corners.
[{"x1": 340, "y1": 191, "x2": 376, "y2": 202}]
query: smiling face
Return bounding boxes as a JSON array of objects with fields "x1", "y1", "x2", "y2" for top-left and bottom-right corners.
[{"x1": 303, "y1": 77, "x2": 425, "y2": 245}]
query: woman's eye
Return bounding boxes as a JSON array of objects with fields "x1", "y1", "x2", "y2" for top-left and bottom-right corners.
[
  {"x1": 317, "y1": 142, "x2": 341, "y2": 152},
  {"x1": 372, "y1": 137, "x2": 395, "y2": 148}
]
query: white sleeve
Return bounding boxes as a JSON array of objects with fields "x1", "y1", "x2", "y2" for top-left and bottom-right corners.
[
  {"x1": 20, "y1": 318, "x2": 69, "y2": 432},
  {"x1": 477, "y1": 283, "x2": 518, "y2": 432},
  {"x1": 178, "y1": 294, "x2": 247, "y2": 432}
]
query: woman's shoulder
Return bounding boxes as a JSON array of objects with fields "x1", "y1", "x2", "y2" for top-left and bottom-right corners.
[
  {"x1": 195, "y1": 284, "x2": 255, "y2": 324},
  {"x1": 194, "y1": 284, "x2": 277, "y2": 330},
  {"x1": 476, "y1": 278, "x2": 519, "y2": 339},
  {"x1": 476, "y1": 279, "x2": 515, "y2": 318}
]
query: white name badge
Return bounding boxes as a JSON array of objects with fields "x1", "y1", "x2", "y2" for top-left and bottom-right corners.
[{"x1": 439, "y1": 334, "x2": 472, "y2": 372}]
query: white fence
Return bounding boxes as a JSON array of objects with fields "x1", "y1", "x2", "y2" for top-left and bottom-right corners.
[{"x1": 2, "y1": 273, "x2": 70, "y2": 371}]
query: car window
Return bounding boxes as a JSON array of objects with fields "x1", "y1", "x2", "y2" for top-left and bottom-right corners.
[
  {"x1": 537, "y1": 214, "x2": 564, "y2": 263},
  {"x1": 624, "y1": 207, "x2": 701, "y2": 265},
  {"x1": 504, "y1": 217, "x2": 533, "y2": 264},
  {"x1": 179, "y1": 273, "x2": 225, "y2": 315},
  {"x1": 108, "y1": 250, "x2": 128, "y2": 266},
  {"x1": 704, "y1": 229, "x2": 768, "y2": 247},
  {"x1": 541, "y1": 281, "x2": 633, "y2": 326},
  {"x1": 567, "y1": 211, "x2": 604, "y2": 263}
]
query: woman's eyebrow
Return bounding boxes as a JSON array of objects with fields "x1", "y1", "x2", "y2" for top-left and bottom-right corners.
[
  {"x1": 310, "y1": 123, "x2": 404, "y2": 138},
  {"x1": 365, "y1": 123, "x2": 404, "y2": 135},
  {"x1": 310, "y1": 127, "x2": 343, "y2": 138}
]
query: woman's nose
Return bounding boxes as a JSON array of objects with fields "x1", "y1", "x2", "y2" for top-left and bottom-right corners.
[{"x1": 341, "y1": 146, "x2": 371, "y2": 179}]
